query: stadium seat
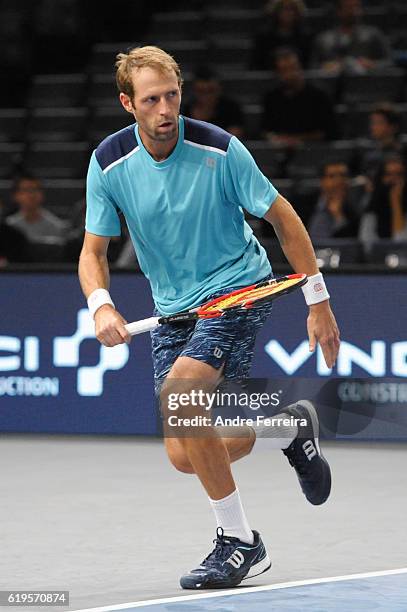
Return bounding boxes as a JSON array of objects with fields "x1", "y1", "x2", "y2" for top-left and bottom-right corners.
[
  {"x1": 26, "y1": 108, "x2": 88, "y2": 142},
  {"x1": 28, "y1": 74, "x2": 87, "y2": 108},
  {"x1": 149, "y1": 40, "x2": 209, "y2": 71},
  {"x1": 336, "y1": 102, "x2": 407, "y2": 139},
  {"x1": 305, "y1": 8, "x2": 332, "y2": 34},
  {"x1": 243, "y1": 104, "x2": 262, "y2": 140},
  {"x1": 41, "y1": 179, "x2": 86, "y2": 218},
  {"x1": 89, "y1": 108, "x2": 134, "y2": 142},
  {"x1": 206, "y1": 9, "x2": 262, "y2": 40},
  {"x1": 388, "y1": 5, "x2": 407, "y2": 31},
  {"x1": 245, "y1": 141, "x2": 287, "y2": 178},
  {"x1": 363, "y1": 6, "x2": 389, "y2": 28},
  {"x1": 292, "y1": 178, "x2": 320, "y2": 224},
  {"x1": 0, "y1": 109, "x2": 27, "y2": 142},
  {"x1": 209, "y1": 39, "x2": 252, "y2": 71},
  {"x1": 342, "y1": 71, "x2": 404, "y2": 104},
  {"x1": 0, "y1": 143, "x2": 25, "y2": 179},
  {"x1": 219, "y1": 71, "x2": 276, "y2": 105},
  {"x1": 272, "y1": 179, "x2": 294, "y2": 203},
  {"x1": 88, "y1": 75, "x2": 119, "y2": 107},
  {"x1": 149, "y1": 12, "x2": 204, "y2": 41},
  {"x1": 26, "y1": 239, "x2": 67, "y2": 264},
  {"x1": 306, "y1": 71, "x2": 339, "y2": 102},
  {"x1": 314, "y1": 239, "x2": 364, "y2": 267},
  {"x1": 0, "y1": 179, "x2": 12, "y2": 208},
  {"x1": 364, "y1": 239, "x2": 407, "y2": 267},
  {"x1": 259, "y1": 238, "x2": 288, "y2": 264},
  {"x1": 286, "y1": 141, "x2": 356, "y2": 179},
  {"x1": 89, "y1": 43, "x2": 131, "y2": 74},
  {"x1": 25, "y1": 143, "x2": 90, "y2": 179},
  {"x1": 206, "y1": 0, "x2": 263, "y2": 7},
  {"x1": 336, "y1": 105, "x2": 370, "y2": 139}
]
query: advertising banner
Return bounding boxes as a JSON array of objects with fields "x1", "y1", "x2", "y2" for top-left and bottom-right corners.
[{"x1": 0, "y1": 274, "x2": 406, "y2": 438}]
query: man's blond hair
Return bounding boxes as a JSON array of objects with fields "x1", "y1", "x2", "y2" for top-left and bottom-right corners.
[{"x1": 115, "y1": 46, "x2": 183, "y2": 100}]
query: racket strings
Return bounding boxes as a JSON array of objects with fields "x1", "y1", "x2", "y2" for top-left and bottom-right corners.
[{"x1": 202, "y1": 278, "x2": 300, "y2": 312}]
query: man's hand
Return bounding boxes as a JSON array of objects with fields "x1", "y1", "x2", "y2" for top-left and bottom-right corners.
[
  {"x1": 307, "y1": 301, "x2": 340, "y2": 368},
  {"x1": 94, "y1": 304, "x2": 131, "y2": 347},
  {"x1": 327, "y1": 196, "x2": 345, "y2": 222}
]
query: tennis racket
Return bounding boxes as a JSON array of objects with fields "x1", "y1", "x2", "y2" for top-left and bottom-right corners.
[{"x1": 124, "y1": 273, "x2": 307, "y2": 336}]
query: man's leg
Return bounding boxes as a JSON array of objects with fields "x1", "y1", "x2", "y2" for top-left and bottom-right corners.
[
  {"x1": 161, "y1": 355, "x2": 270, "y2": 590},
  {"x1": 164, "y1": 430, "x2": 255, "y2": 474},
  {"x1": 162, "y1": 355, "x2": 244, "y2": 502}
]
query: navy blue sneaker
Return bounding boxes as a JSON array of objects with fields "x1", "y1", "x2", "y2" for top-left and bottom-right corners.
[
  {"x1": 180, "y1": 527, "x2": 271, "y2": 589},
  {"x1": 283, "y1": 400, "x2": 331, "y2": 505}
]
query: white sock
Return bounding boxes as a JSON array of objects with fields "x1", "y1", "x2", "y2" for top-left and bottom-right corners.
[
  {"x1": 251, "y1": 412, "x2": 298, "y2": 451},
  {"x1": 209, "y1": 488, "x2": 254, "y2": 545}
]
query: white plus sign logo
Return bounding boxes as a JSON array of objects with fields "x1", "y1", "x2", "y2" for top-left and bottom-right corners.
[{"x1": 53, "y1": 309, "x2": 129, "y2": 396}]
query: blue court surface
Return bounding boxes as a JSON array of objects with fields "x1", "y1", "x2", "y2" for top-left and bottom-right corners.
[{"x1": 73, "y1": 569, "x2": 407, "y2": 612}]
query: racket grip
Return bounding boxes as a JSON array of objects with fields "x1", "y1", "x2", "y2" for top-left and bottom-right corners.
[{"x1": 125, "y1": 317, "x2": 160, "y2": 336}]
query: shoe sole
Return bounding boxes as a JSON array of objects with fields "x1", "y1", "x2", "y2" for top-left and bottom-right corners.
[
  {"x1": 180, "y1": 554, "x2": 272, "y2": 590},
  {"x1": 243, "y1": 553, "x2": 272, "y2": 581}
]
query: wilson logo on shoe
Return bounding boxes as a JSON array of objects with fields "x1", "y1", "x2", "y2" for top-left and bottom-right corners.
[
  {"x1": 302, "y1": 440, "x2": 317, "y2": 461},
  {"x1": 226, "y1": 550, "x2": 245, "y2": 569}
]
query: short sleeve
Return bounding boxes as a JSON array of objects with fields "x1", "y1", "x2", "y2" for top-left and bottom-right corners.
[
  {"x1": 85, "y1": 151, "x2": 121, "y2": 236},
  {"x1": 224, "y1": 137, "x2": 278, "y2": 218}
]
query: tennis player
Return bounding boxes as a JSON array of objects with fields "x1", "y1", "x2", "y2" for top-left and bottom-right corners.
[{"x1": 79, "y1": 46, "x2": 340, "y2": 590}]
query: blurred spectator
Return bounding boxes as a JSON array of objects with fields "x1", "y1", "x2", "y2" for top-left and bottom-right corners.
[
  {"x1": 359, "y1": 156, "x2": 407, "y2": 244},
  {"x1": 0, "y1": 1, "x2": 31, "y2": 106},
  {"x1": 0, "y1": 198, "x2": 29, "y2": 266},
  {"x1": 262, "y1": 48, "x2": 336, "y2": 145},
  {"x1": 308, "y1": 161, "x2": 361, "y2": 240},
  {"x1": 360, "y1": 105, "x2": 404, "y2": 184},
  {"x1": 251, "y1": 0, "x2": 311, "y2": 69},
  {"x1": 182, "y1": 67, "x2": 245, "y2": 138},
  {"x1": 6, "y1": 175, "x2": 69, "y2": 244},
  {"x1": 311, "y1": 0, "x2": 391, "y2": 75}
]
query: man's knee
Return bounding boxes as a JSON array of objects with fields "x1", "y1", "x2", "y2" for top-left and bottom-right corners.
[{"x1": 165, "y1": 440, "x2": 194, "y2": 474}]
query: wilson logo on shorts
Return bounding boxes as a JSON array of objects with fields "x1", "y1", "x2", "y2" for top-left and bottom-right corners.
[
  {"x1": 213, "y1": 347, "x2": 223, "y2": 358},
  {"x1": 226, "y1": 550, "x2": 245, "y2": 569},
  {"x1": 302, "y1": 439, "x2": 317, "y2": 461}
]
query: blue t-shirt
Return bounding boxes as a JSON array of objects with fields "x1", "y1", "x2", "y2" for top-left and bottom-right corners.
[{"x1": 86, "y1": 116, "x2": 278, "y2": 315}]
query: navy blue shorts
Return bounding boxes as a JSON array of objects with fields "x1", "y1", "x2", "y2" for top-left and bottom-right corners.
[{"x1": 151, "y1": 274, "x2": 273, "y2": 395}]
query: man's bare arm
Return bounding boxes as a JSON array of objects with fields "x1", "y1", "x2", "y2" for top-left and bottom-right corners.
[
  {"x1": 78, "y1": 231, "x2": 111, "y2": 297},
  {"x1": 79, "y1": 231, "x2": 131, "y2": 347},
  {"x1": 264, "y1": 194, "x2": 340, "y2": 368},
  {"x1": 264, "y1": 194, "x2": 319, "y2": 276}
]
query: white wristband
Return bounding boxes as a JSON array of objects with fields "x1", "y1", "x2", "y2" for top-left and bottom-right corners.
[
  {"x1": 301, "y1": 272, "x2": 330, "y2": 306},
  {"x1": 87, "y1": 288, "x2": 115, "y2": 318}
]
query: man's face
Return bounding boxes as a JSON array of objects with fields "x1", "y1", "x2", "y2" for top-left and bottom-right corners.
[
  {"x1": 370, "y1": 113, "x2": 395, "y2": 142},
  {"x1": 276, "y1": 55, "x2": 303, "y2": 88},
  {"x1": 278, "y1": 0, "x2": 299, "y2": 28},
  {"x1": 383, "y1": 160, "x2": 405, "y2": 186},
  {"x1": 120, "y1": 67, "x2": 181, "y2": 143},
  {"x1": 193, "y1": 78, "x2": 220, "y2": 105},
  {"x1": 13, "y1": 179, "x2": 44, "y2": 212},
  {"x1": 338, "y1": 0, "x2": 362, "y2": 25},
  {"x1": 321, "y1": 164, "x2": 349, "y2": 193}
]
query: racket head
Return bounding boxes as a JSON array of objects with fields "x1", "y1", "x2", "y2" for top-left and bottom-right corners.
[{"x1": 196, "y1": 273, "x2": 307, "y2": 318}]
